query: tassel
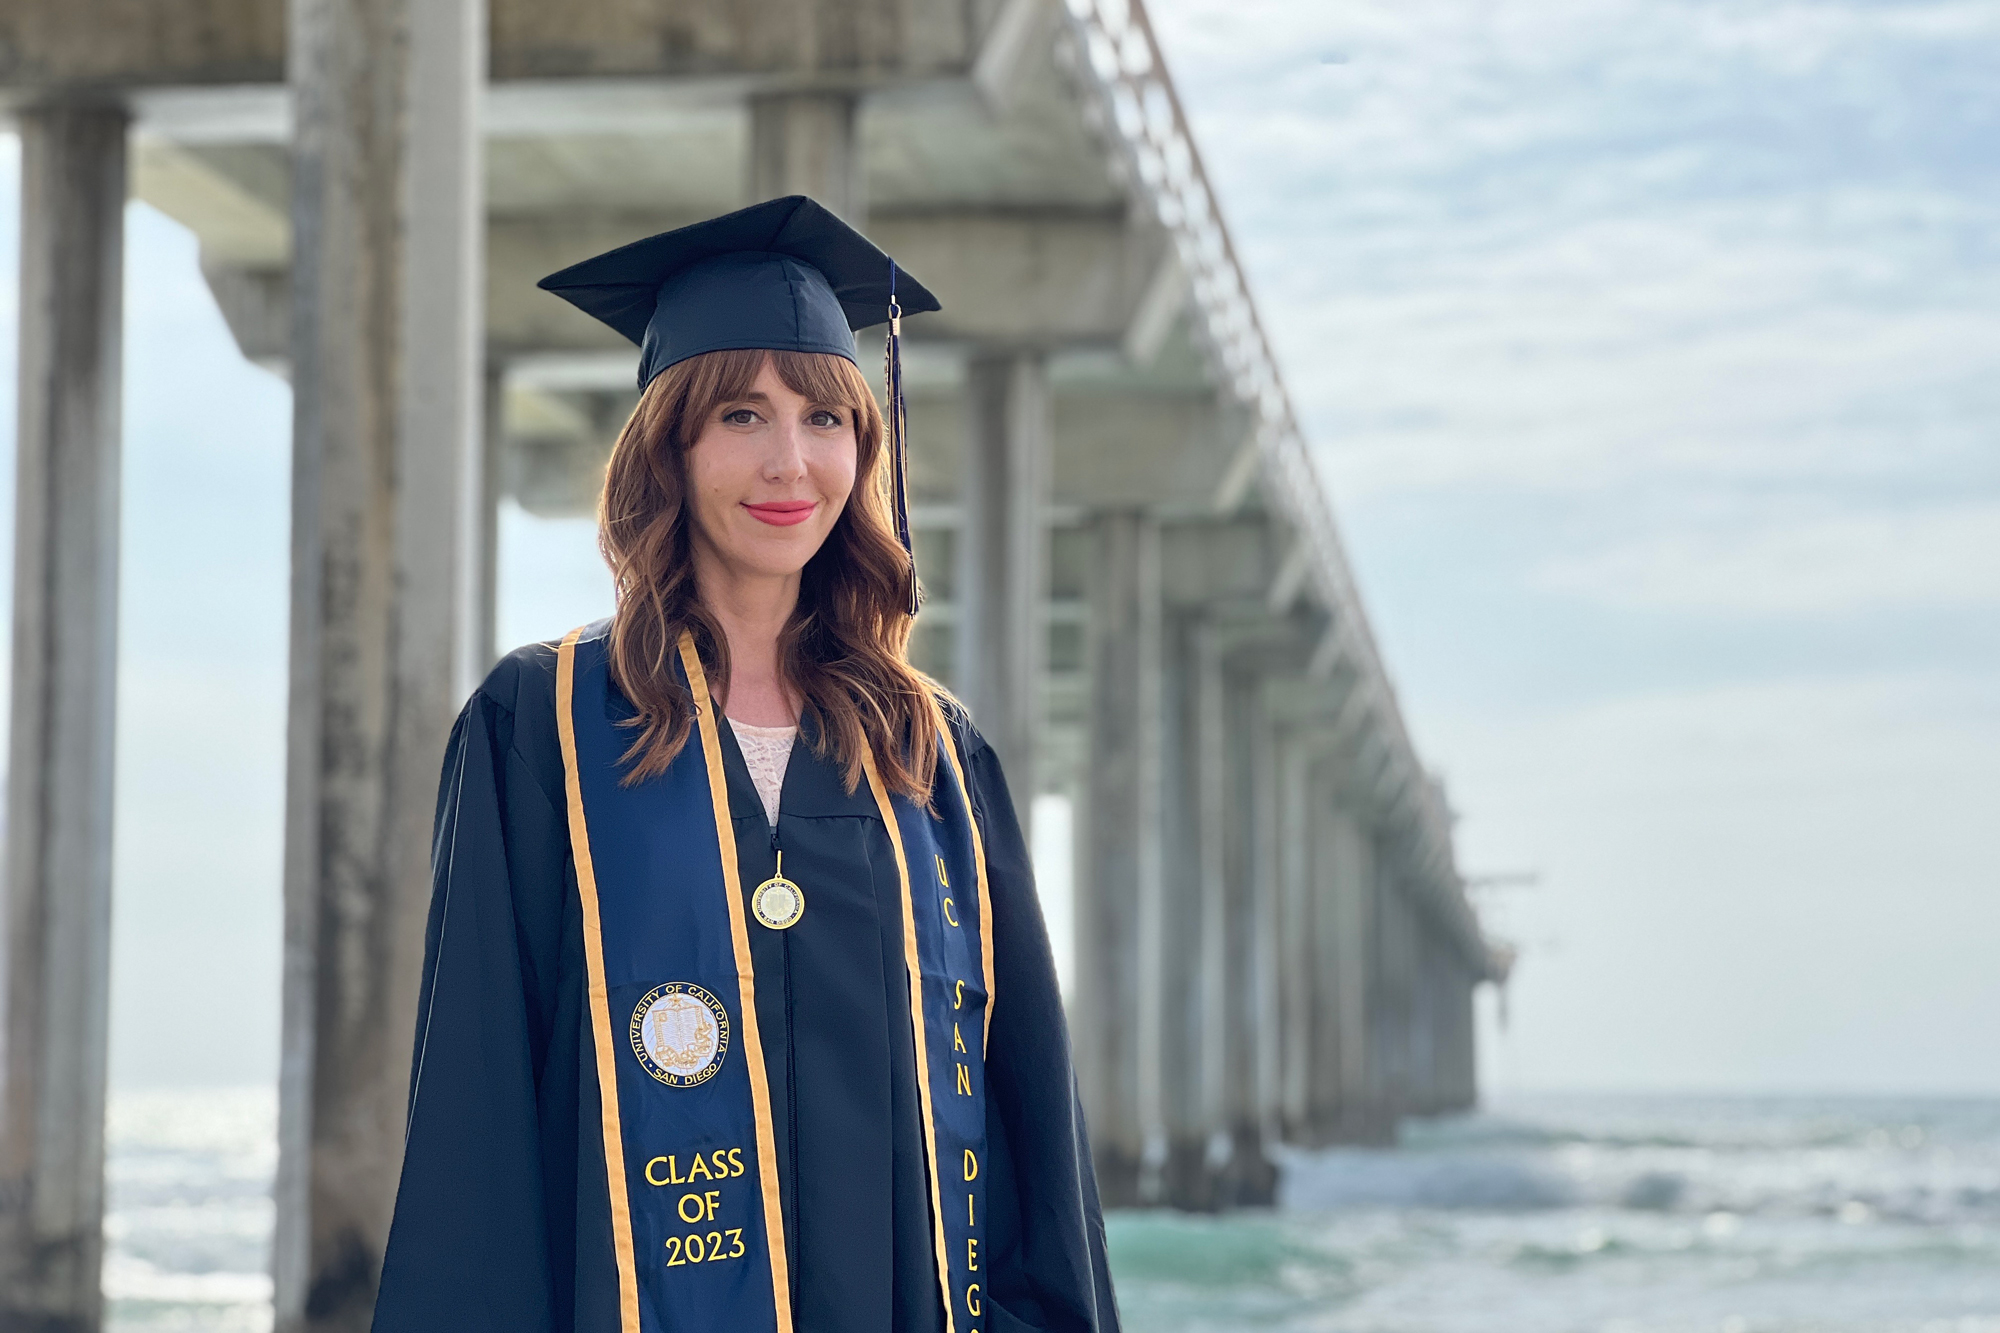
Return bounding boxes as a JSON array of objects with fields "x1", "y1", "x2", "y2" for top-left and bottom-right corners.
[{"x1": 886, "y1": 262, "x2": 919, "y2": 615}]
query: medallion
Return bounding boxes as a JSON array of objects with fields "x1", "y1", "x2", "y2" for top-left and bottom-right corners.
[{"x1": 752, "y1": 851, "x2": 805, "y2": 930}]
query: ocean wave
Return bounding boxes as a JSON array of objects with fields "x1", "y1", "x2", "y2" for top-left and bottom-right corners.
[
  {"x1": 103, "y1": 1253, "x2": 273, "y2": 1304},
  {"x1": 1281, "y1": 1147, "x2": 1578, "y2": 1212},
  {"x1": 1278, "y1": 1096, "x2": 2000, "y2": 1225}
]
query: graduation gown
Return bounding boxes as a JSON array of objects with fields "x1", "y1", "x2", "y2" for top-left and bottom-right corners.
[{"x1": 372, "y1": 640, "x2": 1120, "y2": 1333}]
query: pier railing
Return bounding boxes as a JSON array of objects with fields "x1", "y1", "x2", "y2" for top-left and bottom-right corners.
[{"x1": 1056, "y1": 0, "x2": 1483, "y2": 956}]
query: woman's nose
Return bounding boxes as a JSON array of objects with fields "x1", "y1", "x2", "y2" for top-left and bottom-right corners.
[{"x1": 762, "y1": 421, "x2": 809, "y2": 480}]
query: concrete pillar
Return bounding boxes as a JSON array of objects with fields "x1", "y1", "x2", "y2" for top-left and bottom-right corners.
[
  {"x1": 1450, "y1": 969, "x2": 1479, "y2": 1110},
  {"x1": 1370, "y1": 866, "x2": 1414, "y2": 1125},
  {"x1": 1274, "y1": 730, "x2": 1315, "y2": 1141},
  {"x1": 749, "y1": 92, "x2": 865, "y2": 225},
  {"x1": 1219, "y1": 675, "x2": 1280, "y2": 1204},
  {"x1": 1247, "y1": 689, "x2": 1281, "y2": 1144},
  {"x1": 1154, "y1": 610, "x2": 1205, "y2": 1204},
  {"x1": 957, "y1": 352, "x2": 1049, "y2": 798},
  {"x1": 465, "y1": 359, "x2": 505, "y2": 687},
  {"x1": 1438, "y1": 957, "x2": 1455, "y2": 1112},
  {"x1": 1074, "y1": 509, "x2": 1162, "y2": 1207},
  {"x1": 1410, "y1": 919, "x2": 1440, "y2": 1115},
  {"x1": 273, "y1": 0, "x2": 485, "y2": 1328},
  {"x1": 1367, "y1": 871, "x2": 1395, "y2": 1121},
  {"x1": 1189, "y1": 623, "x2": 1228, "y2": 1201},
  {"x1": 1158, "y1": 622, "x2": 1296, "y2": 1204},
  {"x1": 1317, "y1": 798, "x2": 1381, "y2": 1141},
  {"x1": 1439, "y1": 946, "x2": 1460, "y2": 1111},
  {"x1": 1306, "y1": 763, "x2": 1340, "y2": 1140},
  {"x1": 0, "y1": 99, "x2": 128, "y2": 1333}
]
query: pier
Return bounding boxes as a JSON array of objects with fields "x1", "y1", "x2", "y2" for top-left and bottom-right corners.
[{"x1": 0, "y1": 0, "x2": 1509, "y2": 1326}]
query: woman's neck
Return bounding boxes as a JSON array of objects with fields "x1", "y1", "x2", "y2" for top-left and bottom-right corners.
[{"x1": 695, "y1": 560, "x2": 801, "y2": 727}]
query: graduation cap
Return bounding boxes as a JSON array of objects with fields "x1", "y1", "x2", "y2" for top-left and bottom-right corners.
[{"x1": 539, "y1": 196, "x2": 938, "y2": 614}]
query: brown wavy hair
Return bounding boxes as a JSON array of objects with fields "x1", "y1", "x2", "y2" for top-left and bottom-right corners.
[{"x1": 598, "y1": 347, "x2": 938, "y2": 799}]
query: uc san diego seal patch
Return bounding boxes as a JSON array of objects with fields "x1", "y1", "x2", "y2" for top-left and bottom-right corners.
[{"x1": 630, "y1": 982, "x2": 730, "y2": 1087}]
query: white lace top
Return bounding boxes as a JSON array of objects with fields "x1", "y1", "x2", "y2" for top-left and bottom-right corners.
[{"x1": 727, "y1": 718, "x2": 797, "y2": 828}]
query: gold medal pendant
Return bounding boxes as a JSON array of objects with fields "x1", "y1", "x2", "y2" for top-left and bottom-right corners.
[{"x1": 751, "y1": 851, "x2": 805, "y2": 931}]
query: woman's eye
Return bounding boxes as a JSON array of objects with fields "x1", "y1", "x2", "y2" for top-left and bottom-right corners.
[
  {"x1": 808, "y1": 410, "x2": 843, "y2": 428},
  {"x1": 723, "y1": 409, "x2": 758, "y2": 425}
]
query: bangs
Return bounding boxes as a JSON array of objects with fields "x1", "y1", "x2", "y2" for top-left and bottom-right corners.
[
  {"x1": 767, "y1": 349, "x2": 878, "y2": 415},
  {"x1": 669, "y1": 348, "x2": 880, "y2": 448}
]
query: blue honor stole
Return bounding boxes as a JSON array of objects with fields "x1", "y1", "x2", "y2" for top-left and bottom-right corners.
[{"x1": 556, "y1": 624, "x2": 995, "y2": 1333}]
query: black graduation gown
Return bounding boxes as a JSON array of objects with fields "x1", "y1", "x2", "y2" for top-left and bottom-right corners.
[{"x1": 373, "y1": 641, "x2": 1120, "y2": 1333}]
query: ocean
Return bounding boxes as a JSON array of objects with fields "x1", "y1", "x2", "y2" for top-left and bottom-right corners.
[{"x1": 105, "y1": 1089, "x2": 2000, "y2": 1332}]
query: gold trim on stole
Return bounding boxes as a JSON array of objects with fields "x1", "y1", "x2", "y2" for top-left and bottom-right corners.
[
  {"x1": 555, "y1": 628, "x2": 641, "y2": 1333},
  {"x1": 929, "y1": 700, "x2": 997, "y2": 1049},
  {"x1": 859, "y1": 746, "x2": 958, "y2": 1333},
  {"x1": 677, "y1": 633, "x2": 795, "y2": 1333}
]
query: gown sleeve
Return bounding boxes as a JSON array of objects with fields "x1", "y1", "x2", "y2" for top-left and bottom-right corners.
[
  {"x1": 373, "y1": 664, "x2": 577, "y2": 1333},
  {"x1": 956, "y1": 720, "x2": 1123, "y2": 1333}
]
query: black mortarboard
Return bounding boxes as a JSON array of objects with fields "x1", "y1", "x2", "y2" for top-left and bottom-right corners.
[
  {"x1": 536, "y1": 195, "x2": 937, "y2": 613},
  {"x1": 536, "y1": 194, "x2": 940, "y2": 390}
]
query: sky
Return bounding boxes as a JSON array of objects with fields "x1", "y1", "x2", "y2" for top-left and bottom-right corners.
[
  {"x1": 1149, "y1": 0, "x2": 2000, "y2": 1093},
  {"x1": 0, "y1": 0, "x2": 1995, "y2": 1095}
]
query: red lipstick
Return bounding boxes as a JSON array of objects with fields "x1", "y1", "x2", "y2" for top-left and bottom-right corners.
[{"x1": 743, "y1": 500, "x2": 817, "y2": 527}]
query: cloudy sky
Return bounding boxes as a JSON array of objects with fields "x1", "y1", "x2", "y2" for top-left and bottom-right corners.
[
  {"x1": 0, "y1": 0, "x2": 1994, "y2": 1093},
  {"x1": 1150, "y1": 0, "x2": 2000, "y2": 1092}
]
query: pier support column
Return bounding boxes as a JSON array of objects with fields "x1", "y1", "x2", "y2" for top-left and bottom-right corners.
[
  {"x1": 1370, "y1": 865, "x2": 1416, "y2": 1126},
  {"x1": 1411, "y1": 919, "x2": 1441, "y2": 1115},
  {"x1": 1153, "y1": 611, "x2": 1204, "y2": 1204},
  {"x1": 1219, "y1": 676, "x2": 1282, "y2": 1204},
  {"x1": 0, "y1": 98, "x2": 128, "y2": 1333},
  {"x1": 749, "y1": 92, "x2": 865, "y2": 225},
  {"x1": 1172, "y1": 621, "x2": 1295, "y2": 1207},
  {"x1": 1274, "y1": 728, "x2": 1316, "y2": 1142},
  {"x1": 273, "y1": 0, "x2": 486, "y2": 1328},
  {"x1": 1180, "y1": 621, "x2": 1229, "y2": 1206},
  {"x1": 957, "y1": 352, "x2": 1049, "y2": 798},
  {"x1": 1075, "y1": 510, "x2": 1162, "y2": 1206},
  {"x1": 1315, "y1": 797, "x2": 1383, "y2": 1141},
  {"x1": 463, "y1": 358, "x2": 505, "y2": 690},
  {"x1": 1448, "y1": 966, "x2": 1478, "y2": 1110},
  {"x1": 1266, "y1": 695, "x2": 1353, "y2": 1147}
]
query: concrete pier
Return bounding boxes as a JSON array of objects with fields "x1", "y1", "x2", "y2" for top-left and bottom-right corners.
[
  {"x1": 0, "y1": 1, "x2": 1512, "y2": 1314},
  {"x1": 0, "y1": 99, "x2": 128, "y2": 1333}
]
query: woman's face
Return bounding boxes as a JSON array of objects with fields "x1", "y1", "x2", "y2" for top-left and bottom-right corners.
[{"x1": 684, "y1": 360, "x2": 859, "y2": 585}]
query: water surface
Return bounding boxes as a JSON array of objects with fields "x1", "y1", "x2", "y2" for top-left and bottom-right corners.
[{"x1": 106, "y1": 1090, "x2": 2000, "y2": 1331}]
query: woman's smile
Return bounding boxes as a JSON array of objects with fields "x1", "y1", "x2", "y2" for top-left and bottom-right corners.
[{"x1": 742, "y1": 499, "x2": 818, "y2": 527}]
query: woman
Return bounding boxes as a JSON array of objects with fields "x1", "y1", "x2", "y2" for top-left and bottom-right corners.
[{"x1": 372, "y1": 196, "x2": 1119, "y2": 1333}]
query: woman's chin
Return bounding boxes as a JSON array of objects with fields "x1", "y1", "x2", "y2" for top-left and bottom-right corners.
[{"x1": 717, "y1": 532, "x2": 827, "y2": 582}]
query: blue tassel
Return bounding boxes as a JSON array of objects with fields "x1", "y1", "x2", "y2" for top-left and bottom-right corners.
[{"x1": 886, "y1": 262, "x2": 918, "y2": 615}]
